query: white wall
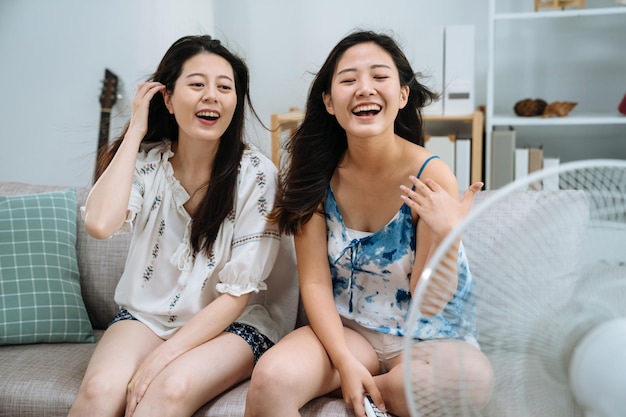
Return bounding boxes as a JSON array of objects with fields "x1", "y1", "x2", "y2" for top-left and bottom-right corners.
[
  {"x1": 212, "y1": 0, "x2": 490, "y2": 156},
  {"x1": 213, "y1": 0, "x2": 626, "y2": 163},
  {"x1": 1, "y1": 0, "x2": 623, "y2": 187},
  {"x1": 0, "y1": 0, "x2": 215, "y2": 187}
]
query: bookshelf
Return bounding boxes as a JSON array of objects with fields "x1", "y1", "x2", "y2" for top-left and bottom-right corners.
[
  {"x1": 491, "y1": 114, "x2": 626, "y2": 127},
  {"x1": 485, "y1": 1, "x2": 626, "y2": 189},
  {"x1": 271, "y1": 109, "x2": 484, "y2": 184}
]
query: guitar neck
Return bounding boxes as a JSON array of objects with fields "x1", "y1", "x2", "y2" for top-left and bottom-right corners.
[
  {"x1": 95, "y1": 68, "x2": 119, "y2": 184},
  {"x1": 97, "y1": 108, "x2": 112, "y2": 150}
]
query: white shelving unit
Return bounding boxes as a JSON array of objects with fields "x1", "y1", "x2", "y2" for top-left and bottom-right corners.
[{"x1": 485, "y1": 1, "x2": 626, "y2": 189}]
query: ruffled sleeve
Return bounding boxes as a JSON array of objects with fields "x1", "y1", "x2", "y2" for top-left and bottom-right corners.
[
  {"x1": 79, "y1": 143, "x2": 172, "y2": 236},
  {"x1": 122, "y1": 141, "x2": 175, "y2": 232},
  {"x1": 215, "y1": 150, "x2": 281, "y2": 296}
]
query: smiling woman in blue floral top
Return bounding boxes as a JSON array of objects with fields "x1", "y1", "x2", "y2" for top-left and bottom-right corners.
[
  {"x1": 68, "y1": 35, "x2": 298, "y2": 417},
  {"x1": 245, "y1": 31, "x2": 493, "y2": 417}
]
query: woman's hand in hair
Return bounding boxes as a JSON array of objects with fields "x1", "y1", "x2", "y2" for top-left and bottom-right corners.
[{"x1": 126, "y1": 81, "x2": 165, "y2": 142}]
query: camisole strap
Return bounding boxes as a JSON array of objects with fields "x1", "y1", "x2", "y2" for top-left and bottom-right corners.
[{"x1": 416, "y1": 155, "x2": 440, "y2": 179}]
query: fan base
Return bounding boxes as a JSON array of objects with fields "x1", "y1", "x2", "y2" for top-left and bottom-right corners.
[{"x1": 569, "y1": 317, "x2": 626, "y2": 417}]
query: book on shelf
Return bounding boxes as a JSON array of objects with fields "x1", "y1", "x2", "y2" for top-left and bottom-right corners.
[
  {"x1": 543, "y1": 156, "x2": 560, "y2": 190},
  {"x1": 514, "y1": 146, "x2": 545, "y2": 189},
  {"x1": 490, "y1": 129, "x2": 516, "y2": 189},
  {"x1": 455, "y1": 137, "x2": 471, "y2": 196},
  {"x1": 425, "y1": 134, "x2": 456, "y2": 174},
  {"x1": 528, "y1": 146, "x2": 544, "y2": 190},
  {"x1": 511, "y1": 145, "x2": 547, "y2": 190},
  {"x1": 528, "y1": 147, "x2": 543, "y2": 174},
  {"x1": 514, "y1": 147, "x2": 529, "y2": 182},
  {"x1": 514, "y1": 147, "x2": 530, "y2": 191}
]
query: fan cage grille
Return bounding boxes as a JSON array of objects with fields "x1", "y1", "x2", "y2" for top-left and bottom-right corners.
[{"x1": 403, "y1": 160, "x2": 626, "y2": 417}]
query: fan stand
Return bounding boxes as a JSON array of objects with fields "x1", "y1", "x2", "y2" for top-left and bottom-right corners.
[{"x1": 534, "y1": 0, "x2": 586, "y2": 11}]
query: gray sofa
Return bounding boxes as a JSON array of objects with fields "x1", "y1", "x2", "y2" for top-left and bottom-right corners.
[
  {"x1": 0, "y1": 182, "x2": 350, "y2": 417},
  {"x1": 4, "y1": 180, "x2": 622, "y2": 417}
]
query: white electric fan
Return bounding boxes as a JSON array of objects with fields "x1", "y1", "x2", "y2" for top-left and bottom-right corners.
[{"x1": 403, "y1": 159, "x2": 626, "y2": 417}]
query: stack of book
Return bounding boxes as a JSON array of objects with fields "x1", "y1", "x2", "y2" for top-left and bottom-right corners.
[{"x1": 490, "y1": 129, "x2": 560, "y2": 190}]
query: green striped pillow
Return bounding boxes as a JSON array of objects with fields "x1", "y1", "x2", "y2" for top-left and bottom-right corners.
[{"x1": 0, "y1": 188, "x2": 95, "y2": 344}]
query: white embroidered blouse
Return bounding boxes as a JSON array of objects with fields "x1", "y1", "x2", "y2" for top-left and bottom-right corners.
[{"x1": 112, "y1": 140, "x2": 299, "y2": 342}]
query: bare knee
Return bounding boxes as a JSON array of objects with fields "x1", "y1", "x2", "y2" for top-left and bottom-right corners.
[
  {"x1": 246, "y1": 327, "x2": 340, "y2": 417},
  {"x1": 442, "y1": 344, "x2": 494, "y2": 410},
  {"x1": 247, "y1": 341, "x2": 322, "y2": 417},
  {"x1": 247, "y1": 353, "x2": 289, "y2": 407},
  {"x1": 374, "y1": 366, "x2": 410, "y2": 417},
  {"x1": 146, "y1": 373, "x2": 192, "y2": 406},
  {"x1": 464, "y1": 350, "x2": 494, "y2": 409},
  {"x1": 406, "y1": 341, "x2": 495, "y2": 415},
  {"x1": 71, "y1": 371, "x2": 126, "y2": 415}
]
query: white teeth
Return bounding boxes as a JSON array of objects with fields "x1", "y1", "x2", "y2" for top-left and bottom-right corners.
[
  {"x1": 196, "y1": 111, "x2": 219, "y2": 118},
  {"x1": 353, "y1": 104, "x2": 381, "y2": 113}
]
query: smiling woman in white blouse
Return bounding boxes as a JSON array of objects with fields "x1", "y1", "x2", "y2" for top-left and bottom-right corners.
[{"x1": 68, "y1": 35, "x2": 298, "y2": 417}]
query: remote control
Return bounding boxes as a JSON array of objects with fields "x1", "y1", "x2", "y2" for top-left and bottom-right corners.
[{"x1": 364, "y1": 395, "x2": 389, "y2": 417}]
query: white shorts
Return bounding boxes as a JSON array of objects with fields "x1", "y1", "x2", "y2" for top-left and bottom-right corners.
[
  {"x1": 341, "y1": 317, "x2": 405, "y2": 373},
  {"x1": 341, "y1": 317, "x2": 481, "y2": 373}
]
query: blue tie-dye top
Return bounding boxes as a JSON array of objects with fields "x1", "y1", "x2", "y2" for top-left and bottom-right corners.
[{"x1": 325, "y1": 157, "x2": 476, "y2": 339}]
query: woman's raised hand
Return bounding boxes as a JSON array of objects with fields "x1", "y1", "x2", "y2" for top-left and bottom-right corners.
[
  {"x1": 126, "y1": 82, "x2": 166, "y2": 141},
  {"x1": 400, "y1": 177, "x2": 483, "y2": 239}
]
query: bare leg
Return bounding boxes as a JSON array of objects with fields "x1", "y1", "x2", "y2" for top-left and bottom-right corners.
[
  {"x1": 245, "y1": 325, "x2": 380, "y2": 417},
  {"x1": 133, "y1": 332, "x2": 254, "y2": 417},
  {"x1": 375, "y1": 340, "x2": 494, "y2": 417},
  {"x1": 68, "y1": 321, "x2": 163, "y2": 417}
]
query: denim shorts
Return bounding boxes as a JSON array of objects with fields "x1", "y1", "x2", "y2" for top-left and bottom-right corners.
[{"x1": 109, "y1": 308, "x2": 274, "y2": 363}]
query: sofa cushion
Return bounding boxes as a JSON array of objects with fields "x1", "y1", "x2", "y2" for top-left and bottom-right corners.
[
  {"x1": 0, "y1": 329, "x2": 351, "y2": 417},
  {"x1": 0, "y1": 334, "x2": 98, "y2": 415},
  {"x1": 198, "y1": 380, "x2": 351, "y2": 416},
  {"x1": 0, "y1": 188, "x2": 95, "y2": 344},
  {"x1": 74, "y1": 187, "x2": 130, "y2": 329}
]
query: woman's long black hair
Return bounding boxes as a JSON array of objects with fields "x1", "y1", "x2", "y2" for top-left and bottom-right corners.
[
  {"x1": 95, "y1": 35, "x2": 260, "y2": 255},
  {"x1": 269, "y1": 30, "x2": 438, "y2": 235}
]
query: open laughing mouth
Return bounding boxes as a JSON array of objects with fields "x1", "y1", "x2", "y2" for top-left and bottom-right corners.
[
  {"x1": 196, "y1": 111, "x2": 220, "y2": 121},
  {"x1": 352, "y1": 104, "x2": 381, "y2": 116}
]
